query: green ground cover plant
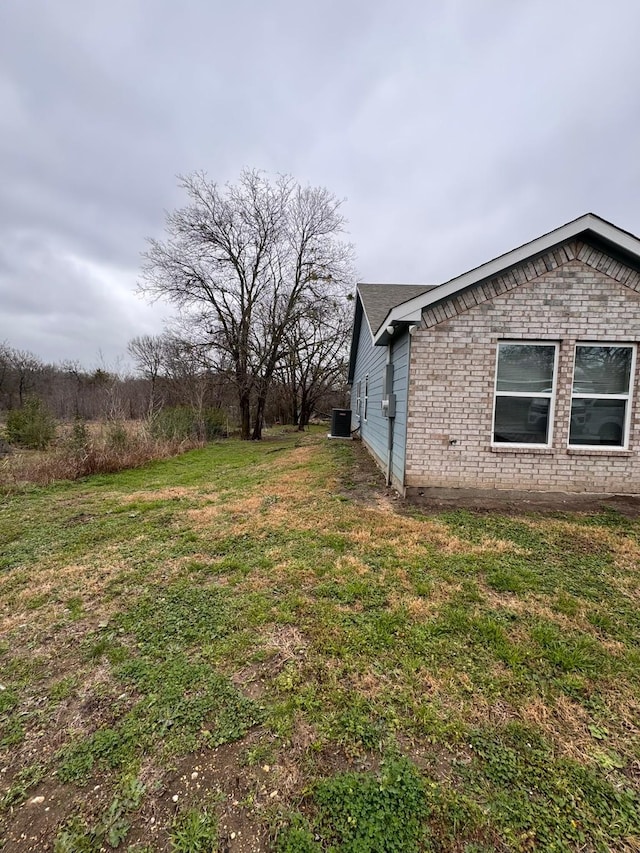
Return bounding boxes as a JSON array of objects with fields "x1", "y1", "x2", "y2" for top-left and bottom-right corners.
[
  {"x1": 1, "y1": 428, "x2": 639, "y2": 850},
  {"x1": 4, "y1": 396, "x2": 56, "y2": 449}
]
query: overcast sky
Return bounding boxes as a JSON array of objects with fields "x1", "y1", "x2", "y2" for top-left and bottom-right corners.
[{"x1": 1, "y1": 0, "x2": 639, "y2": 368}]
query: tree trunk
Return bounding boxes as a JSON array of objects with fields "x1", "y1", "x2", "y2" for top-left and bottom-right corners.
[
  {"x1": 148, "y1": 377, "x2": 157, "y2": 419},
  {"x1": 239, "y1": 393, "x2": 251, "y2": 440},
  {"x1": 298, "y1": 390, "x2": 313, "y2": 430},
  {"x1": 251, "y1": 394, "x2": 266, "y2": 440},
  {"x1": 298, "y1": 403, "x2": 311, "y2": 430},
  {"x1": 251, "y1": 400, "x2": 264, "y2": 441}
]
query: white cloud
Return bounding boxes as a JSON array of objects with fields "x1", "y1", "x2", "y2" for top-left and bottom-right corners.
[{"x1": 1, "y1": 0, "x2": 640, "y2": 364}]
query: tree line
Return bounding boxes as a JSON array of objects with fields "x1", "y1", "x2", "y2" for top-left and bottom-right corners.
[
  {"x1": 0, "y1": 332, "x2": 349, "y2": 434},
  {"x1": 1, "y1": 170, "x2": 355, "y2": 439}
]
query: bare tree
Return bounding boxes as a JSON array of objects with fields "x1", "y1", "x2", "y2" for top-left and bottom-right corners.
[
  {"x1": 0, "y1": 342, "x2": 11, "y2": 406},
  {"x1": 278, "y1": 295, "x2": 351, "y2": 429},
  {"x1": 0, "y1": 344, "x2": 151, "y2": 422},
  {"x1": 159, "y1": 333, "x2": 213, "y2": 437},
  {"x1": 0, "y1": 346, "x2": 43, "y2": 408},
  {"x1": 139, "y1": 169, "x2": 355, "y2": 439},
  {"x1": 127, "y1": 334, "x2": 167, "y2": 416}
]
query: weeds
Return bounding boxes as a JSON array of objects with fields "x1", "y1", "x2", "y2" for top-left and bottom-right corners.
[
  {"x1": 2, "y1": 432, "x2": 640, "y2": 850},
  {"x1": 58, "y1": 652, "x2": 263, "y2": 784},
  {"x1": 0, "y1": 418, "x2": 203, "y2": 488},
  {"x1": 170, "y1": 807, "x2": 218, "y2": 852},
  {"x1": 53, "y1": 775, "x2": 145, "y2": 851},
  {"x1": 277, "y1": 756, "x2": 429, "y2": 852},
  {"x1": 0, "y1": 764, "x2": 45, "y2": 810},
  {"x1": 466, "y1": 723, "x2": 640, "y2": 849}
]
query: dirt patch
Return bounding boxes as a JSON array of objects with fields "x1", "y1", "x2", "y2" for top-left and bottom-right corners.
[
  {"x1": 3, "y1": 736, "x2": 277, "y2": 853},
  {"x1": 263, "y1": 625, "x2": 308, "y2": 661},
  {"x1": 0, "y1": 659, "x2": 127, "y2": 810},
  {"x1": 124, "y1": 710, "x2": 337, "y2": 853},
  {"x1": 186, "y1": 502, "x2": 223, "y2": 527},
  {"x1": 1, "y1": 779, "x2": 102, "y2": 853},
  {"x1": 405, "y1": 486, "x2": 640, "y2": 516},
  {"x1": 231, "y1": 626, "x2": 309, "y2": 701},
  {"x1": 125, "y1": 737, "x2": 270, "y2": 853},
  {"x1": 336, "y1": 439, "x2": 393, "y2": 508},
  {"x1": 395, "y1": 734, "x2": 474, "y2": 785},
  {"x1": 120, "y1": 486, "x2": 196, "y2": 504}
]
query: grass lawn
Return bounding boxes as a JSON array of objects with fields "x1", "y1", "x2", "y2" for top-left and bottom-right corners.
[{"x1": 1, "y1": 429, "x2": 640, "y2": 852}]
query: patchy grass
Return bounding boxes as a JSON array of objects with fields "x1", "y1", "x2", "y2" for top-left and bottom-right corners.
[{"x1": 1, "y1": 428, "x2": 640, "y2": 851}]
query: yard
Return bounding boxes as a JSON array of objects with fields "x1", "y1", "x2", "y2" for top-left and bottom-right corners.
[{"x1": 1, "y1": 431, "x2": 640, "y2": 851}]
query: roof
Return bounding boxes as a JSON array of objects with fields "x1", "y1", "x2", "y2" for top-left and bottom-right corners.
[
  {"x1": 348, "y1": 212, "x2": 640, "y2": 382},
  {"x1": 347, "y1": 283, "x2": 435, "y2": 383},
  {"x1": 358, "y1": 283, "x2": 435, "y2": 335},
  {"x1": 372, "y1": 213, "x2": 640, "y2": 345}
]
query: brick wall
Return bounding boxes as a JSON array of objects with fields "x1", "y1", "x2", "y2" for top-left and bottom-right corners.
[{"x1": 405, "y1": 241, "x2": 640, "y2": 493}]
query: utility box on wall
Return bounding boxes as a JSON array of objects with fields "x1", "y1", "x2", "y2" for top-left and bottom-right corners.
[
  {"x1": 329, "y1": 408, "x2": 352, "y2": 438},
  {"x1": 382, "y1": 363, "x2": 395, "y2": 418},
  {"x1": 381, "y1": 394, "x2": 396, "y2": 418}
]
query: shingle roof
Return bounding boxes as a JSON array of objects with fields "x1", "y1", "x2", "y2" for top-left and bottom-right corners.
[
  {"x1": 358, "y1": 283, "x2": 435, "y2": 334},
  {"x1": 372, "y1": 213, "x2": 640, "y2": 344}
]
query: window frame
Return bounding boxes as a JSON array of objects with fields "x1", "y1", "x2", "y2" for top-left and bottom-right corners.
[
  {"x1": 491, "y1": 340, "x2": 559, "y2": 449},
  {"x1": 355, "y1": 380, "x2": 362, "y2": 417},
  {"x1": 567, "y1": 342, "x2": 636, "y2": 451},
  {"x1": 363, "y1": 374, "x2": 369, "y2": 421}
]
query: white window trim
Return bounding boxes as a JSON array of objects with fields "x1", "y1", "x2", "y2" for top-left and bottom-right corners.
[
  {"x1": 355, "y1": 380, "x2": 362, "y2": 417},
  {"x1": 491, "y1": 341, "x2": 559, "y2": 449},
  {"x1": 363, "y1": 374, "x2": 369, "y2": 422},
  {"x1": 567, "y1": 342, "x2": 636, "y2": 451}
]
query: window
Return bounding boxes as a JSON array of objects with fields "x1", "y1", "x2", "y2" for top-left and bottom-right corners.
[
  {"x1": 355, "y1": 381, "x2": 362, "y2": 416},
  {"x1": 363, "y1": 374, "x2": 369, "y2": 421},
  {"x1": 492, "y1": 342, "x2": 558, "y2": 445},
  {"x1": 569, "y1": 344, "x2": 635, "y2": 448}
]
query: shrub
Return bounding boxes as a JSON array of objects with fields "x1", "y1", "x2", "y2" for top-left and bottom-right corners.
[
  {"x1": 152, "y1": 407, "x2": 227, "y2": 441},
  {"x1": 5, "y1": 398, "x2": 56, "y2": 449},
  {"x1": 68, "y1": 417, "x2": 90, "y2": 454},
  {"x1": 105, "y1": 420, "x2": 128, "y2": 450},
  {"x1": 0, "y1": 421, "x2": 204, "y2": 488},
  {"x1": 151, "y1": 407, "x2": 198, "y2": 441},
  {"x1": 203, "y1": 407, "x2": 227, "y2": 439}
]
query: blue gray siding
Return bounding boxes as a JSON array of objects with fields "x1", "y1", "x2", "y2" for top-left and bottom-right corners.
[
  {"x1": 389, "y1": 330, "x2": 410, "y2": 488},
  {"x1": 350, "y1": 320, "x2": 388, "y2": 471},
  {"x1": 350, "y1": 321, "x2": 411, "y2": 491}
]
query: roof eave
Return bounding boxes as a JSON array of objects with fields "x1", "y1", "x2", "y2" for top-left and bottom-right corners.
[
  {"x1": 374, "y1": 316, "x2": 422, "y2": 346},
  {"x1": 347, "y1": 293, "x2": 364, "y2": 384},
  {"x1": 372, "y1": 213, "x2": 640, "y2": 345}
]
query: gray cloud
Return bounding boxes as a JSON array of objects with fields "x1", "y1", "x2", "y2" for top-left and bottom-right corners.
[{"x1": 1, "y1": 0, "x2": 640, "y2": 365}]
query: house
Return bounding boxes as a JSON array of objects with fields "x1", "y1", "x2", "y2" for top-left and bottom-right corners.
[{"x1": 347, "y1": 213, "x2": 640, "y2": 496}]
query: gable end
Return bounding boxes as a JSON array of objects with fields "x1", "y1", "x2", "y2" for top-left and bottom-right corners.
[{"x1": 421, "y1": 240, "x2": 640, "y2": 330}]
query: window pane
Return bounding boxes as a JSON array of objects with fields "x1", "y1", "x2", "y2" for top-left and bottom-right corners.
[
  {"x1": 496, "y1": 345, "x2": 555, "y2": 393},
  {"x1": 569, "y1": 398, "x2": 626, "y2": 446},
  {"x1": 494, "y1": 396, "x2": 550, "y2": 444},
  {"x1": 573, "y1": 346, "x2": 632, "y2": 395}
]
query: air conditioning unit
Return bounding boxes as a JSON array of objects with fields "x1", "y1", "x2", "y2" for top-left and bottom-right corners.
[{"x1": 329, "y1": 408, "x2": 352, "y2": 438}]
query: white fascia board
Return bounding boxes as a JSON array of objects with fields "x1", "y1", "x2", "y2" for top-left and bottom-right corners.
[
  {"x1": 372, "y1": 214, "x2": 640, "y2": 345},
  {"x1": 360, "y1": 294, "x2": 376, "y2": 340}
]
